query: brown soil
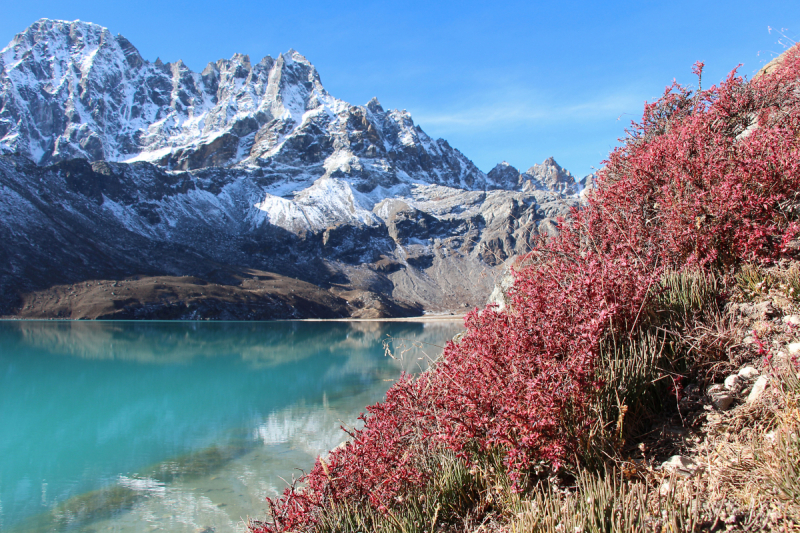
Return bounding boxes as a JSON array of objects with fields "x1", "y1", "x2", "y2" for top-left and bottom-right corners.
[{"x1": 3, "y1": 268, "x2": 423, "y2": 320}]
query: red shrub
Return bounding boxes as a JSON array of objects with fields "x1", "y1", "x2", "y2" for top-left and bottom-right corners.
[
  {"x1": 585, "y1": 49, "x2": 800, "y2": 269},
  {"x1": 255, "y1": 243, "x2": 659, "y2": 532},
  {"x1": 251, "y1": 44, "x2": 800, "y2": 532}
]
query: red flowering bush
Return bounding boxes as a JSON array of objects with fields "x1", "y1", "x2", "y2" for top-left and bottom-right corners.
[
  {"x1": 586, "y1": 52, "x2": 800, "y2": 269},
  {"x1": 257, "y1": 244, "x2": 660, "y2": 532},
  {"x1": 251, "y1": 44, "x2": 800, "y2": 533}
]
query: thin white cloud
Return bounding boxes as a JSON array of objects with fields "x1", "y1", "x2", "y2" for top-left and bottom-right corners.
[{"x1": 412, "y1": 90, "x2": 645, "y2": 131}]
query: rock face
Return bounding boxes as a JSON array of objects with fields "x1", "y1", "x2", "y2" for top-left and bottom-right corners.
[
  {"x1": 487, "y1": 158, "x2": 598, "y2": 198},
  {"x1": 0, "y1": 19, "x2": 580, "y2": 319},
  {"x1": 0, "y1": 18, "x2": 486, "y2": 189}
]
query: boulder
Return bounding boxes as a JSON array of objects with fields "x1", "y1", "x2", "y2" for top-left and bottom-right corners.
[
  {"x1": 661, "y1": 455, "x2": 700, "y2": 478},
  {"x1": 783, "y1": 315, "x2": 800, "y2": 326},
  {"x1": 724, "y1": 374, "x2": 741, "y2": 392},
  {"x1": 746, "y1": 376, "x2": 770, "y2": 405},
  {"x1": 708, "y1": 384, "x2": 735, "y2": 410},
  {"x1": 738, "y1": 366, "x2": 760, "y2": 380}
]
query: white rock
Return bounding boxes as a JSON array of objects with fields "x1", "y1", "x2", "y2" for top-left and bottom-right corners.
[
  {"x1": 784, "y1": 315, "x2": 800, "y2": 326},
  {"x1": 747, "y1": 376, "x2": 770, "y2": 404},
  {"x1": 788, "y1": 343, "x2": 800, "y2": 355},
  {"x1": 724, "y1": 374, "x2": 741, "y2": 391},
  {"x1": 661, "y1": 455, "x2": 699, "y2": 478},
  {"x1": 738, "y1": 367, "x2": 760, "y2": 380}
]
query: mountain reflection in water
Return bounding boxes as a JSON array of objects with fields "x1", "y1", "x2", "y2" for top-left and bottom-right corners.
[{"x1": 0, "y1": 319, "x2": 462, "y2": 533}]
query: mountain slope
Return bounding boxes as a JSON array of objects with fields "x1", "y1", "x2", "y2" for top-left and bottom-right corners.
[
  {"x1": 0, "y1": 19, "x2": 488, "y2": 190},
  {"x1": 0, "y1": 19, "x2": 580, "y2": 319}
]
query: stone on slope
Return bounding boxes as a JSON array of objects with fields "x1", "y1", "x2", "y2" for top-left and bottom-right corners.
[{"x1": 747, "y1": 376, "x2": 770, "y2": 405}]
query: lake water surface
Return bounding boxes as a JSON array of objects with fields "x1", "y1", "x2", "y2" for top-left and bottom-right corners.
[{"x1": 0, "y1": 319, "x2": 463, "y2": 533}]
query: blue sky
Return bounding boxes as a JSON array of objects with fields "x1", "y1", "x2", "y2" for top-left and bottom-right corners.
[{"x1": 1, "y1": 1, "x2": 798, "y2": 177}]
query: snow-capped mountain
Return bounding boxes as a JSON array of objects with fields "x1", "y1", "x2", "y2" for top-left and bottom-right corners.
[
  {"x1": 0, "y1": 19, "x2": 487, "y2": 188},
  {"x1": 0, "y1": 19, "x2": 582, "y2": 319}
]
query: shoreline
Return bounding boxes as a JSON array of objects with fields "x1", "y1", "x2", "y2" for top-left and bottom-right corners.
[
  {"x1": 292, "y1": 314, "x2": 466, "y2": 323},
  {"x1": 0, "y1": 314, "x2": 467, "y2": 323}
]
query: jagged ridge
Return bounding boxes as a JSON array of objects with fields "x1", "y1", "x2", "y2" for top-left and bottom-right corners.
[
  {"x1": 0, "y1": 19, "x2": 584, "y2": 319},
  {"x1": 0, "y1": 18, "x2": 488, "y2": 191}
]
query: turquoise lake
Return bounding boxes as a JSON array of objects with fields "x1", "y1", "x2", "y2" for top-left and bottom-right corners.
[{"x1": 0, "y1": 319, "x2": 463, "y2": 532}]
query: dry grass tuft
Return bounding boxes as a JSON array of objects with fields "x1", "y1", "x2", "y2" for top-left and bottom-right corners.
[
  {"x1": 758, "y1": 360, "x2": 800, "y2": 518},
  {"x1": 507, "y1": 468, "x2": 708, "y2": 533},
  {"x1": 737, "y1": 262, "x2": 800, "y2": 303}
]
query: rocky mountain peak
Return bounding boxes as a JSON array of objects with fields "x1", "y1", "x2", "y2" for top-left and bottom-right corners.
[
  {"x1": 231, "y1": 52, "x2": 251, "y2": 66},
  {"x1": 0, "y1": 19, "x2": 585, "y2": 320},
  {"x1": 282, "y1": 49, "x2": 308, "y2": 65},
  {"x1": 0, "y1": 19, "x2": 333, "y2": 168},
  {"x1": 487, "y1": 161, "x2": 521, "y2": 190},
  {"x1": 485, "y1": 158, "x2": 585, "y2": 196},
  {"x1": 1, "y1": 19, "x2": 121, "y2": 76},
  {"x1": 114, "y1": 34, "x2": 144, "y2": 69},
  {"x1": 0, "y1": 18, "x2": 507, "y2": 193},
  {"x1": 523, "y1": 157, "x2": 578, "y2": 195},
  {"x1": 366, "y1": 97, "x2": 384, "y2": 113}
]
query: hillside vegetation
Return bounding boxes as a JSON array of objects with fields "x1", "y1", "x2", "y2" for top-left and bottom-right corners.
[{"x1": 249, "y1": 44, "x2": 800, "y2": 532}]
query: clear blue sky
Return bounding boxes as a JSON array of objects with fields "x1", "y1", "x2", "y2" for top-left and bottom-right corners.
[{"x1": 1, "y1": 1, "x2": 798, "y2": 177}]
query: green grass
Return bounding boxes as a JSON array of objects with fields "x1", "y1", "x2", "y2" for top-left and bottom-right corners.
[
  {"x1": 580, "y1": 332, "x2": 667, "y2": 468},
  {"x1": 656, "y1": 268, "x2": 720, "y2": 317}
]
